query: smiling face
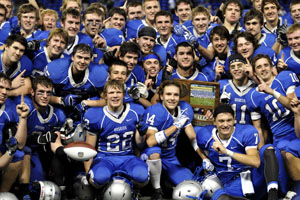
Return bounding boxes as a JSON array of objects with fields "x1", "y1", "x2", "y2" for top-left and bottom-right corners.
[
  {"x1": 192, "y1": 13, "x2": 210, "y2": 35},
  {"x1": 175, "y1": 2, "x2": 192, "y2": 24},
  {"x1": 287, "y1": 29, "x2": 300, "y2": 53},
  {"x1": 0, "y1": 0, "x2": 12, "y2": 18},
  {"x1": 155, "y1": 15, "x2": 172, "y2": 38},
  {"x1": 143, "y1": 58, "x2": 160, "y2": 77},
  {"x1": 211, "y1": 34, "x2": 228, "y2": 54},
  {"x1": 214, "y1": 112, "x2": 235, "y2": 139},
  {"x1": 263, "y1": 2, "x2": 279, "y2": 23},
  {"x1": 71, "y1": 50, "x2": 91, "y2": 74},
  {"x1": 127, "y1": 5, "x2": 144, "y2": 20},
  {"x1": 32, "y1": 83, "x2": 52, "y2": 108},
  {"x1": 110, "y1": 13, "x2": 126, "y2": 30},
  {"x1": 291, "y1": 3, "x2": 300, "y2": 23},
  {"x1": 175, "y1": 46, "x2": 194, "y2": 70},
  {"x1": 160, "y1": 85, "x2": 180, "y2": 114},
  {"x1": 229, "y1": 61, "x2": 247, "y2": 81},
  {"x1": 253, "y1": 57, "x2": 273, "y2": 82},
  {"x1": 120, "y1": 52, "x2": 139, "y2": 72},
  {"x1": 43, "y1": 14, "x2": 57, "y2": 31},
  {"x1": 109, "y1": 64, "x2": 128, "y2": 83},
  {"x1": 105, "y1": 86, "x2": 124, "y2": 112},
  {"x1": 236, "y1": 37, "x2": 254, "y2": 59},
  {"x1": 20, "y1": 11, "x2": 37, "y2": 33},
  {"x1": 61, "y1": 14, "x2": 80, "y2": 39},
  {"x1": 47, "y1": 35, "x2": 67, "y2": 58},
  {"x1": 143, "y1": 0, "x2": 160, "y2": 22},
  {"x1": 4, "y1": 41, "x2": 25, "y2": 65},
  {"x1": 136, "y1": 36, "x2": 155, "y2": 54}
]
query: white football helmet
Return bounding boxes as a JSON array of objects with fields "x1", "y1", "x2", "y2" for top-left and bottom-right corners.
[
  {"x1": 172, "y1": 180, "x2": 203, "y2": 199},
  {"x1": 0, "y1": 192, "x2": 18, "y2": 200},
  {"x1": 200, "y1": 173, "x2": 223, "y2": 198},
  {"x1": 103, "y1": 179, "x2": 132, "y2": 200},
  {"x1": 37, "y1": 181, "x2": 61, "y2": 200}
]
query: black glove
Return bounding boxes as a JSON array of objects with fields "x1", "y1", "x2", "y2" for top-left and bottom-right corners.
[
  {"x1": 103, "y1": 48, "x2": 117, "y2": 66},
  {"x1": 127, "y1": 86, "x2": 140, "y2": 100},
  {"x1": 6, "y1": 136, "x2": 18, "y2": 156},
  {"x1": 162, "y1": 67, "x2": 172, "y2": 81},
  {"x1": 167, "y1": 53, "x2": 177, "y2": 69},
  {"x1": 276, "y1": 21, "x2": 288, "y2": 46},
  {"x1": 37, "y1": 131, "x2": 58, "y2": 145},
  {"x1": 27, "y1": 40, "x2": 41, "y2": 51}
]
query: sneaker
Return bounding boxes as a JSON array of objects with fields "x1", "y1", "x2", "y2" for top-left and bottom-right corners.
[
  {"x1": 268, "y1": 188, "x2": 278, "y2": 200},
  {"x1": 151, "y1": 188, "x2": 163, "y2": 200}
]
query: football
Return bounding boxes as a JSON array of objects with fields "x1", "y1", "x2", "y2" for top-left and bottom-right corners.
[{"x1": 64, "y1": 141, "x2": 97, "y2": 161}]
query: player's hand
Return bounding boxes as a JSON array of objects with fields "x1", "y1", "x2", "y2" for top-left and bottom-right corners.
[
  {"x1": 276, "y1": 19, "x2": 288, "y2": 46},
  {"x1": 81, "y1": 174, "x2": 90, "y2": 186},
  {"x1": 202, "y1": 158, "x2": 215, "y2": 172},
  {"x1": 173, "y1": 109, "x2": 190, "y2": 129},
  {"x1": 127, "y1": 85, "x2": 140, "y2": 100},
  {"x1": 16, "y1": 94, "x2": 29, "y2": 119},
  {"x1": 277, "y1": 52, "x2": 287, "y2": 72},
  {"x1": 6, "y1": 136, "x2": 18, "y2": 156},
  {"x1": 103, "y1": 17, "x2": 111, "y2": 29},
  {"x1": 137, "y1": 82, "x2": 149, "y2": 98},
  {"x1": 220, "y1": 91, "x2": 231, "y2": 104},
  {"x1": 63, "y1": 94, "x2": 81, "y2": 107},
  {"x1": 75, "y1": 100, "x2": 88, "y2": 113},
  {"x1": 215, "y1": 57, "x2": 224, "y2": 81},
  {"x1": 257, "y1": 76, "x2": 273, "y2": 94},
  {"x1": 211, "y1": 135, "x2": 227, "y2": 154},
  {"x1": 93, "y1": 35, "x2": 107, "y2": 49},
  {"x1": 103, "y1": 48, "x2": 117, "y2": 66},
  {"x1": 290, "y1": 97, "x2": 300, "y2": 114},
  {"x1": 11, "y1": 70, "x2": 26, "y2": 89},
  {"x1": 37, "y1": 131, "x2": 58, "y2": 144},
  {"x1": 173, "y1": 24, "x2": 185, "y2": 36}
]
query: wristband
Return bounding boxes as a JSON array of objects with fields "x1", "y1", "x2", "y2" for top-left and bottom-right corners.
[
  {"x1": 226, "y1": 149, "x2": 234, "y2": 157},
  {"x1": 273, "y1": 90, "x2": 281, "y2": 99},
  {"x1": 191, "y1": 139, "x2": 198, "y2": 151},
  {"x1": 60, "y1": 97, "x2": 65, "y2": 106},
  {"x1": 154, "y1": 130, "x2": 167, "y2": 144}
]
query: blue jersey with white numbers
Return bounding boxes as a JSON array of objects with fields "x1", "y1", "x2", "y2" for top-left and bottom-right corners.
[
  {"x1": 0, "y1": 51, "x2": 33, "y2": 79},
  {"x1": 196, "y1": 124, "x2": 259, "y2": 184},
  {"x1": 25, "y1": 30, "x2": 49, "y2": 41},
  {"x1": 246, "y1": 70, "x2": 300, "y2": 138},
  {"x1": 280, "y1": 47, "x2": 300, "y2": 76},
  {"x1": 125, "y1": 64, "x2": 146, "y2": 88},
  {"x1": 258, "y1": 33, "x2": 276, "y2": 49},
  {"x1": 44, "y1": 57, "x2": 108, "y2": 98},
  {"x1": 253, "y1": 45, "x2": 278, "y2": 66},
  {"x1": 32, "y1": 47, "x2": 69, "y2": 77},
  {"x1": 219, "y1": 79, "x2": 256, "y2": 125},
  {"x1": 143, "y1": 101, "x2": 193, "y2": 156},
  {"x1": 17, "y1": 96, "x2": 66, "y2": 148},
  {"x1": 83, "y1": 103, "x2": 144, "y2": 156},
  {"x1": 171, "y1": 68, "x2": 209, "y2": 82}
]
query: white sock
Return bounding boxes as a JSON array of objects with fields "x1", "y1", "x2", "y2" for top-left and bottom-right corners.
[{"x1": 146, "y1": 159, "x2": 162, "y2": 189}]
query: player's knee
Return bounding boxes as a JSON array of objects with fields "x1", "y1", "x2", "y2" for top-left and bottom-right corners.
[
  {"x1": 149, "y1": 153, "x2": 160, "y2": 160},
  {"x1": 93, "y1": 167, "x2": 111, "y2": 186},
  {"x1": 131, "y1": 165, "x2": 149, "y2": 183}
]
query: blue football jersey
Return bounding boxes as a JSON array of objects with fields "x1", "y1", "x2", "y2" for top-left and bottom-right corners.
[
  {"x1": 125, "y1": 64, "x2": 146, "y2": 88},
  {"x1": 142, "y1": 101, "x2": 193, "y2": 156},
  {"x1": 280, "y1": 47, "x2": 300, "y2": 76},
  {"x1": 258, "y1": 33, "x2": 276, "y2": 49},
  {"x1": 63, "y1": 33, "x2": 94, "y2": 55},
  {"x1": 44, "y1": 57, "x2": 108, "y2": 98},
  {"x1": 83, "y1": 103, "x2": 144, "y2": 156},
  {"x1": 32, "y1": 47, "x2": 69, "y2": 77},
  {"x1": 0, "y1": 50, "x2": 33, "y2": 79},
  {"x1": 196, "y1": 124, "x2": 259, "y2": 183},
  {"x1": 157, "y1": 33, "x2": 186, "y2": 58},
  {"x1": 219, "y1": 79, "x2": 256, "y2": 124},
  {"x1": 246, "y1": 70, "x2": 300, "y2": 139}
]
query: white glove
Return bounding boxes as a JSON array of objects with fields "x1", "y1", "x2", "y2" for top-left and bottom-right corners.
[
  {"x1": 202, "y1": 158, "x2": 214, "y2": 172},
  {"x1": 81, "y1": 174, "x2": 89, "y2": 186},
  {"x1": 173, "y1": 112, "x2": 190, "y2": 129},
  {"x1": 220, "y1": 91, "x2": 231, "y2": 104},
  {"x1": 137, "y1": 82, "x2": 149, "y2": 98}
]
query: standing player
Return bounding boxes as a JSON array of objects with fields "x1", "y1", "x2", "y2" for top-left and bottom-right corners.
[
  {"x1": 142, "y1": 80, "x2": 202, "y2": 200},
  {"x1": 83, "y1": 80, "x2": 149, "y2": 192}
]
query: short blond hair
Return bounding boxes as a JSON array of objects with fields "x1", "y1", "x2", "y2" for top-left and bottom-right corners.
[
  {"x1": 41, "y1": 9, "x2": 58, "y2": 22},
  {"x1": 60, "y1": 0, "x2": 82, "y2": 12}
]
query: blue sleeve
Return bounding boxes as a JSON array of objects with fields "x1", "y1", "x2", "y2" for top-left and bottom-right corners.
[
  {"x1": 83, "y1": 107, "x2": 102, "y2": 133},
  {"x1": 54, "y1": 108, "x2": 67, "y2": 128},
  {"x1": 241, "y1": 125, "x2": 259, "y2": 148},
  {"x1": 20, "y1": 56, "x2": 33, "y2": 77},
  {"x1": 195, "y1": 125, "x2": 213, "y2": 150},
  {"x1": 90, "y1": 64, "x2": 109, "y2": 89},
  {"x1": 143, "y1": 104, "x2": 166, "y2": 130}
]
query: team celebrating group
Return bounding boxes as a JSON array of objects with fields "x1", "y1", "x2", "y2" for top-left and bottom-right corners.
[{"x1": 0, "y1": 0, "x2": 299, "y2": 199}]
